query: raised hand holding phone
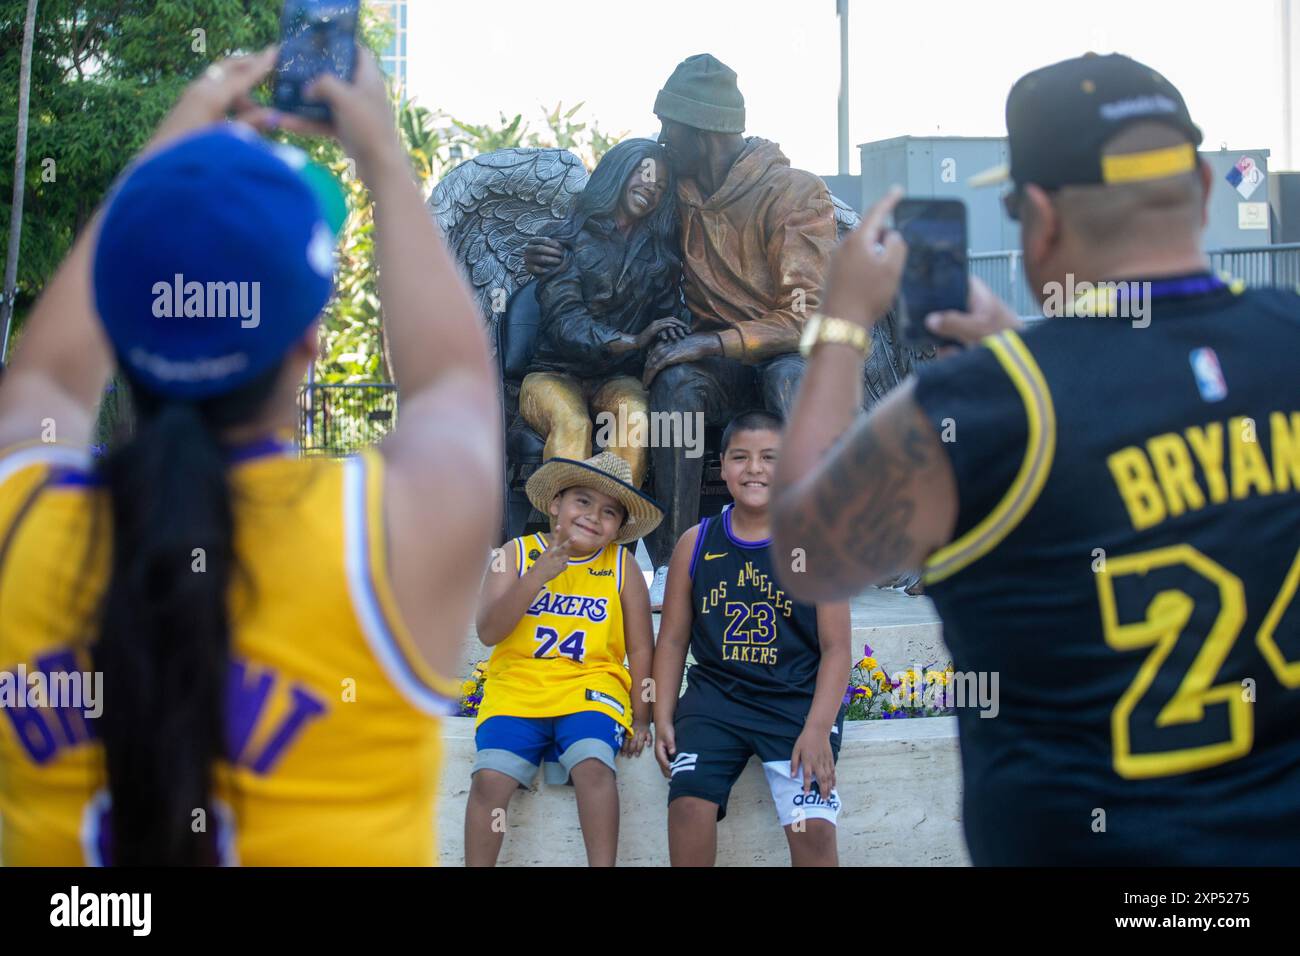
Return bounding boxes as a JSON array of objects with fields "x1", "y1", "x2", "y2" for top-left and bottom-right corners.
[{"x1": 272, "y1": 0, "x2": 361, "y2": 122}]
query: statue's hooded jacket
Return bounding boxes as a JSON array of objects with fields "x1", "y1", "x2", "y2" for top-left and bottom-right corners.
[{"x1": 677, "y1": 137, "x2": 838, "y2": 364}]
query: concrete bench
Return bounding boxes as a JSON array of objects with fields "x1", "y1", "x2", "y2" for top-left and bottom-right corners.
[{"x1": 436, "y1": 714, "x2": 970, "y2": 866}]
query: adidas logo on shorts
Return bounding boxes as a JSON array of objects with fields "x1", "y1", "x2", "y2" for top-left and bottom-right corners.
[
  {"x1": 792, "y1": 788, "x2": 841, "y2": 812},
  {"x1": 669, "y1": 752, "x2": 698, "y2": 776}
]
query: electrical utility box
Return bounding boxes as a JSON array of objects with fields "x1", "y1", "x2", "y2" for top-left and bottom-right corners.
[
  {"x1": 859, "y1": 136, "x2": 1272, "y2": 251},
  {"x1": 1201, "y1": 149, "x2": 1272, "y2": 247},
  {"x1": 859, "y1": 137, "x2": 1016, "y2": 253},
  {"x1": 1270, "y1": 171, "x2": 1300, "y2": 242}
]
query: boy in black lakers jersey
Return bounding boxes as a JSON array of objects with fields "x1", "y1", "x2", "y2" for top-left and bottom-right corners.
[{"x1": 653, "y1": 412, "x2": 852, "y2": 866}]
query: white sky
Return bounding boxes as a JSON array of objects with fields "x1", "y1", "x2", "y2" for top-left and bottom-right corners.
[{"x1": 405, "y1": 0, "x2": 1299, "y2": 175}]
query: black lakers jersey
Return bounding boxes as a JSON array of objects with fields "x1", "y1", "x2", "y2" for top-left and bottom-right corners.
[
  {"x1": 675, "y1": 507, "x2": 839, "y2": 734},
  {"x1": 912, "y1": 275, "x2": 1300, "y2": 865}
]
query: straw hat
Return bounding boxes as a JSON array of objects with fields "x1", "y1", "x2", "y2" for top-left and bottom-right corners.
[{"x1": 525, "y1": 452, "x2": 664, "y2": 545}]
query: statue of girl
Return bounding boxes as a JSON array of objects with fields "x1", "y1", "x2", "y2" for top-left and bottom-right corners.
[{"x1": 519, "y1": 138, "x2": 688, "y2": 488}]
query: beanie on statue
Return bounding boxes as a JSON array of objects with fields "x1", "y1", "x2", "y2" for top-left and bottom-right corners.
[{"x1": 653, "y1": 53, "x2": 745, "y2": 134}]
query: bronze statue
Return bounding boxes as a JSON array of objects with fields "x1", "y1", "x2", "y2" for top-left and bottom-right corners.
[
  {"x1": 519, "y1": 138, "x2": 686, "y2": 486},
  {"x1": 524, "y1": 54, "x2": 931, "y2": 594},
  {"x1": 431, "y1": 58, "x2": 930, "y2": 589}
]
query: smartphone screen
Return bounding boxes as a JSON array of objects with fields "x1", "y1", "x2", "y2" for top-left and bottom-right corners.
[
  {"x1": 272, "y1": 0, "x2": 360, "y2": 122},
  {"x1": 894, "y1": 199, "x2": 968, "y2": 347}
]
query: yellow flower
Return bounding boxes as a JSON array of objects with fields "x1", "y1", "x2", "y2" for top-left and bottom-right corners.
[
  {"x1": 863, "y1": 688, "x2": 873, "y2": 698},
  {"x1": 460, "y1": 679, "x2": 478, "y2": 697},
  {"x1": 862, "y1": 656, "x2": 878, "y2": 670}
]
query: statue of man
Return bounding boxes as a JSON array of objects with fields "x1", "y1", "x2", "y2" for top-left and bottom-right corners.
[{"x1": 528, "y1": 54, "x2": 838, "y2": 602}]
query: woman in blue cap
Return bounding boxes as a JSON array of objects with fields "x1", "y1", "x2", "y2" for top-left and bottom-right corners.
[{"x1": 0, "y1": 48, "x2": 499, "y2": 865}]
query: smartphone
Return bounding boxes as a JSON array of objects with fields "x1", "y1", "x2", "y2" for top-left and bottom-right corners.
[
  {"x1": 272, "y1": 0, "x2": 360, "y2": 122},
  {"x1": 893, "y1": 198, "x2": 968, "y2": 348}
]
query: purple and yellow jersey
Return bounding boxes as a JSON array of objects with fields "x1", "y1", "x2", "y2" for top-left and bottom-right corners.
[
  {"x1": 476, "y1": 534, "x2": 633, "y2": 729},
  {"x1": 0, "y1": 439, "x2": 458, "y2": 866}
]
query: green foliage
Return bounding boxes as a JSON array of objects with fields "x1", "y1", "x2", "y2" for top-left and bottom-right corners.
[
  {"x1": 448, "y1": 101, "x2": 626, "y2": 170},
  {"x1": 1, "y1": 1, "x2": 626, "y2": 399},
  {"x1": 449, "y1": 112, "x2": 527, "y2": 154},
  {"x1": 529, "y1": 100, "x2": 626, "y2": 168},
  {"x1": 1, "y1": 0, "x2": 283, "y2": 329}
]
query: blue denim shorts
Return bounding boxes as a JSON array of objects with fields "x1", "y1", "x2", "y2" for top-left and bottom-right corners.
[{"x1": 473, "y1": 711, "x2": 626, "y2": 786}]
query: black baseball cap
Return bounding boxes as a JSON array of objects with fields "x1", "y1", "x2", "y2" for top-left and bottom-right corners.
[{"x1": 970, "y1": 53, "x2": 1203, "y2": 192}]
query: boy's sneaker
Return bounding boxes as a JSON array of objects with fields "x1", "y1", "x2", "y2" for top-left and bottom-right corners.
[{"x1": 649, "y1": 565, "x2": 669, "y2": 612}]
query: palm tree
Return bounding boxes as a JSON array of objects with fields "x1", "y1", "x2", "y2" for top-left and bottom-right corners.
[{"x1": 1, "y1": 0, "x2": 40, "y2": 365}]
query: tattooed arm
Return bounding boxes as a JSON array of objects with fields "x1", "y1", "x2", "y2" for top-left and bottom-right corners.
[
  {"x1": 773, "y1": 381, "x2": 957, "y2": 602},
  {"x1": 772, "y1": 188, "x2": 958, "y2": 602}
]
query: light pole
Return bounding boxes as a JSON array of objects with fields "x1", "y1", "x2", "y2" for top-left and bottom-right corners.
[
  {"x1": 2, "y1": 0, "x2": 40, "y2": 365},
  {"x1": 1283, "y1": 0, "x2": 1294, "y2": 169},
  {"x1": 838, "y1": 0, "x2": 850, "y2": 175}
]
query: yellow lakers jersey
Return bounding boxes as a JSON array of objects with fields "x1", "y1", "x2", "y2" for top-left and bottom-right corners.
[
  {"x1": 0, "y1": 438, "x2": 458, "y2": 866},
  {"x1": 477, "y1": 534, "x2": 633, "y2": 729}
]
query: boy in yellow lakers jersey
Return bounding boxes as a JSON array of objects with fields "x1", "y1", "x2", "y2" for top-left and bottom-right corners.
[{"x1": 466, "y1": 452, "x2": 662, "y2": 866}]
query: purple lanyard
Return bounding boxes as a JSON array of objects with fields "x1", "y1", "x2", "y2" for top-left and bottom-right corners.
[
  {"x1": 223, "y1": 437, "x2": 295, "y2": 464},
  {"x1": 1112, "y1": 273, "x2": 1228, "y2": 306}
]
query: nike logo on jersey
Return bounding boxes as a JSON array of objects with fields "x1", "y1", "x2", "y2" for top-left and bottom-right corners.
[
  {"x1": 703, "y1": 552, "x2": 728, "y2": 561},
  {"x1": 669, "y1": 752, "x2": 698, "y2": 776}
]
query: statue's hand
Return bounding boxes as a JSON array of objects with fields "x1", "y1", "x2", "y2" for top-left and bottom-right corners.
[
  {"x1": 523, "y1": 237, "x2": 567, "y2": 277},
  {"x1": 635, "y1": 317, "x2": 690, "y2": 350},
  {"x1": 642, "y1": 333, "x2": 722, "y2": 388}
]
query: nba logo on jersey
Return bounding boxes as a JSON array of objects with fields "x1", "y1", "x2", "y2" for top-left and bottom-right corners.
[{"x1": 1189, "y1": 347, "x2": 1227, "y2": 402}]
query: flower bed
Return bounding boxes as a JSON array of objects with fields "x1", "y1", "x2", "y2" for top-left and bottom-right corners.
[
  {"x1": 457, "y1": 645, "x2": 955, "y2": 721},
  {"x1": 843, "y1": 644, "x2": 955, "y2": 720}
]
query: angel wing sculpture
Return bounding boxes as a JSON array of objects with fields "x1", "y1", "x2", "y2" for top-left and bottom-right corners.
[{"x1": 429, "y1": 148, "x2": 589, "y2": 341}]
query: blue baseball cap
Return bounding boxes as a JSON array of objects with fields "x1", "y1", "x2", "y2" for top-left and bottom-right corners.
[{"x1": 92, "y1": 124, "x2": 347, "y2": 400}]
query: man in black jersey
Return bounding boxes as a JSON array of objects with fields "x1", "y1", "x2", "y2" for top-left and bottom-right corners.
[
  {"x1": 772, "y1": 53, "x2": 1300, "y2": 865},
  {"x1": 653, "y1": 410, "x2": 852, "y2": 867}
]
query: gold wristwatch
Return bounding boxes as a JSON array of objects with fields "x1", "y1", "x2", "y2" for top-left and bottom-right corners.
[{"x1": 799, "y1": 314, "x2": 871, "y2": 358}]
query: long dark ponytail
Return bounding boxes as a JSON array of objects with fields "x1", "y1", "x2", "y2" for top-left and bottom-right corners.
[{"x1": 93, "y1": 361, "x2": 284, "y2": 865}]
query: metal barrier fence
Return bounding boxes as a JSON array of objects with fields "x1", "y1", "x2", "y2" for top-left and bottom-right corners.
[
  {"x1": 298, "y1": 382, "x2": 397, "y2": 456},
  {"x1": 969, "y1": 242, "x2": 1300, "y2": 318}
]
